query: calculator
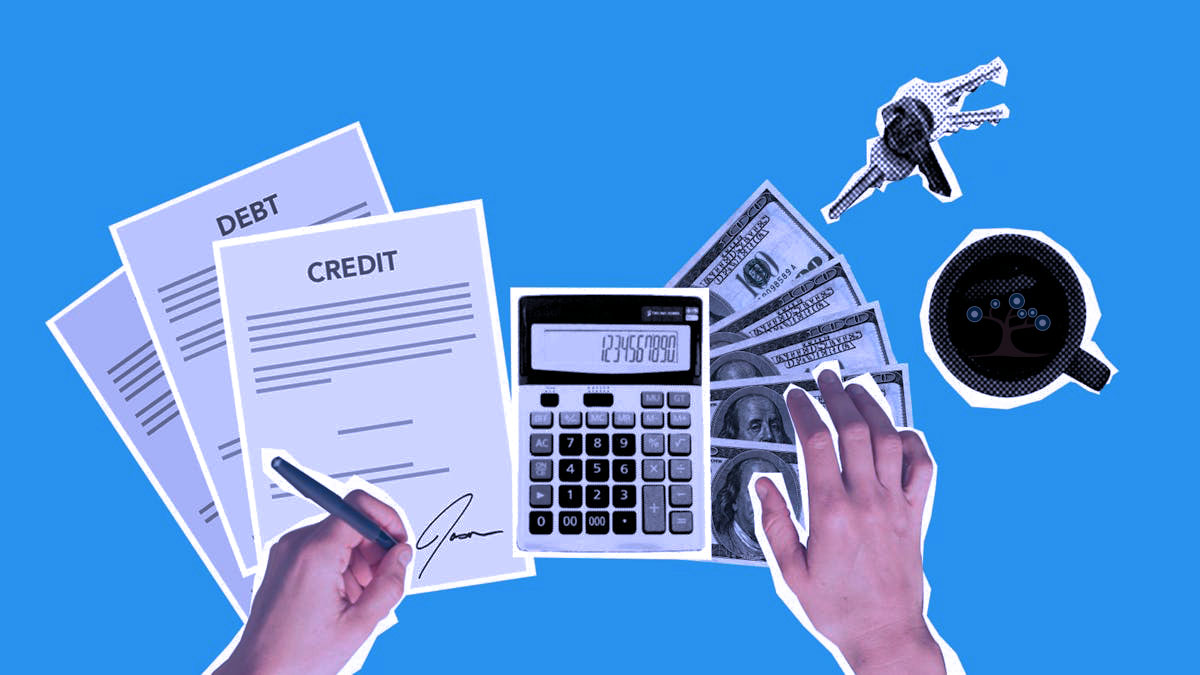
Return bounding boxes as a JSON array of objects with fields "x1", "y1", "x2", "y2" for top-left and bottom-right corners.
[{"x1": 512, "y1": 289, "x2": 709, "y2": 555}]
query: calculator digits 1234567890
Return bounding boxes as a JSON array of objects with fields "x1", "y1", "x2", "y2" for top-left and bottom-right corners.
[{"x1": 512, "y1": 289, "x2": 709, "y2": 555}]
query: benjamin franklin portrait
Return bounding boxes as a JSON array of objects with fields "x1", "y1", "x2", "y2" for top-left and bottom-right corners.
[
  {"x1": 711, "y1": 449, "x2": 803, "y2": 561},
  {"x1": 712, "y1": 386, "x2": 794, "y2": 445}
]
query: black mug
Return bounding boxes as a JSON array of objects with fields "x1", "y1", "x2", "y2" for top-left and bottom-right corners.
[{"x1": 925, "y1": 231, "x2": 1111, "y2": 401}]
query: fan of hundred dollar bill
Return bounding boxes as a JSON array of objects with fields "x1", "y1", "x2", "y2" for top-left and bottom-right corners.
[{"x1": 667, "y1": 180, "x2": 911, "y2": 566}]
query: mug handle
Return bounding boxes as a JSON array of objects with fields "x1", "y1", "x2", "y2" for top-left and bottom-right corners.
[{"x1": 1065, "y1": 348, "x2": 1111, "y2": 391}]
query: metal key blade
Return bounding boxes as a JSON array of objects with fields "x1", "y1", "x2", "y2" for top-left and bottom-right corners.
[
  {"x1": 827, "y1": 165, "x2": 883, "y2": 221},
  {"x1": 940, "y1": 105, "x2": 1010, "y2": 137}
]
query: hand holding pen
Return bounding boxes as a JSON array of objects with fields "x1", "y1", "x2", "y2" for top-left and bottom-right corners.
[{"x1": 215, "y1": 468, "x2": 413, "y2": 675}]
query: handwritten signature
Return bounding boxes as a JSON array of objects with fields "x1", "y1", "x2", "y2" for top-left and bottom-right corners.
[{"x1": 414, "y1": 493, "x2": 503, "y2": 579}]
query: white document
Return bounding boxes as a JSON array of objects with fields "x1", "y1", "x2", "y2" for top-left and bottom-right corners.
[
  {"x1": 215, "y1": 201, "x2": 534, "y2": 592},
  {"x1": 48, "y1": 270, "x2": 252, "y2": 617},
  {"x1": 111, "y1": 124, "x2": 391, "y2": 573}
]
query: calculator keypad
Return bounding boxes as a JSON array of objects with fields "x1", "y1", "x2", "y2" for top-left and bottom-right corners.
[{"x1": 520, "y1": 385, "x2": 703, "y2": 551}]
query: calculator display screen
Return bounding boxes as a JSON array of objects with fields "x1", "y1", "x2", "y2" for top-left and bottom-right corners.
[{"x1": 531, "y1": 323, "x2": 691, "y2": 374}]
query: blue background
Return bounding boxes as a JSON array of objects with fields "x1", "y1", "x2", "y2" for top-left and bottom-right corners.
[{"x1": 5, "y1": 3, "x2": 1194, "y2": 672}]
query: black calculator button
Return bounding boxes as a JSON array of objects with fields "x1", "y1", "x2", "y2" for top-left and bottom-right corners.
[
  {"x1": 530, "y1": 433, "x2": 553, "y2": 455},
  {"x1": 559, "y1": 433, "x2": 583, "y2": 456},
  {"x1": 586, "y1": 434, "x2": 609, "y2": 456},
  {"x1": 540, "y1": 393, "x2": 560, "y2": 407},
  {"x1": 613, "y1": 485, "x2": 636, "y2": 508},
  {"x1": 667, "y1": 391, "x2": 691, "y2": 408},
  {"x1": 530, "y1": 485, "x2": 553, "y2": 507},
  {"x1": 669, "y1": 510, "x2": 693, "y2": 534},
  {"x1": 559, "y1": 511, "x2": 583, "y2": 535},
  {"x1": 530, "y1": 459, "x2": 553, "y2": 481},
  {"x1": 586, "y1": 484, "x2": 610, "y2": 508},
  {"x1": 586, "y1": 459, "x2": 610, "y2": 482},
  {"x1": 642, "y1": 486, "x2": 666, "y2": 534},
  {"x1": 559, "y1": 459, "x2": 582, "y2": 482},
  {"x1": 583, "y1": 392, "x2": 614, "y2": 407},
  {"x1": 558, "y1": 411, "x2": 582, "y2": 428},
  {"x1": 613, "y1": 511, "x2": 637, "y2": 534},
  {"x1": 529, "y1": 510, "x2": 553, "y2": 534},
  {"x1": 642, "y1": 433, "x2": 665, "y2": 456},
  {"x1": 559, "y1": 484, "x2": 582, "y2": 508},
  {"x1": 641, "y1": 391, "x2": 664, "y2": 408},
  {"x1": 613, "y1": 459, "x2": 636, "y2": 482},
  {"x1": 585, "y1": 511, "x2": 610, "y2": 534},
  {"x1": 613, "y1": 433, "x2": 635, "y2": 456}
]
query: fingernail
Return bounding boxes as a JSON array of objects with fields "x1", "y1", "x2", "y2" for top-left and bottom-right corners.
[
  {"x1": 818, "y1": 369, "x2": 838, "y2": 383},
  {"x1": 397, "y1": 545, "x2": 413, "y2": 567},
  {"x1": 845, "y1": 383, "x2": 865, "y2": 395},
  {"x1": 755, "y1": 478, "x2": 768, "y2": 498}
]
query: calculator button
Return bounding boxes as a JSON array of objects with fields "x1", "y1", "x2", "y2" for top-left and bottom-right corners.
[
  {"x1": 642, "y1": 433, "x2": 665, "y2": 456},
  {"x1": 668, "y1": 412, "x2": 691, "y2": 428},
  {"x1": 667, "y1": 391, "x2": 691, "y2": 408},
  {"x1": 559, "y1": 433, "x2": 583, "y2": 456},
  {"x1": 585, "y1": 511, "x2": 611, "y2": 534},
  {"x1": 668, "y1": 433, "x2": 691, "y2": 456},
  {"x1": 641, "y1": 391, "x2": 665, "y2": 408},
  {"x1": 530, "y1": 411, "x2": 553, "y2": 428},
  {"x1": 529, "y1": 511, "x2": 553, "y2": 534},
  {"x1": 613, "y1": 412, "x2": 636, "y2": 428},
  {"x1": 586, "y1": 459, "x2": 610, "y2": 482},
  {"x1": 613, "y1": 433, "x2": 636, "y2": 456},
  {"x1": 669, "y1": 510, "x2": 693, "y2": 534},
  {"x1": 586, "y1": 412, "x2": 610, "y2": 428},
  {"x1": 540, "y1": 393, "x2": 559, "y2": 407},
  {"x1": 669, "y1": 484, "x2": 692, "y2": 507},
  {"x1": 558, "y1": 411, "x2": 582, "y2": 428},
  {"x1": 530, "y1": 459, "x2": 553, "y2": 481},
  {"x1": 613, "y1": 511, "x2": 637, "y2": 534},
  {"x1": 613, "y1": 485, "x2": 636, "y2": 508},
  {"x1": 583, "y1": 392, "x2": 614, "y2": 407},
  {"x1": 585, "y1": 434, "x2": 609, "y2": 456},
  {"x1": 586, "y1": 484, "x2": 610, "y2": 508},
  {"x1": 530, "y1": 433, "x2": 553, "y2": 456},
  {"x1": 642, "y1": 411, "x2": 665, "y2": 428},
  {"x1": 613, "y1": 459, "x2": 636, "y2": 482},
  {"x1": 669, "y1": 459, "x2": 692, "y2": 481},
  {"x1": 530, "y1": 485, "x2": 553, "y2": 507},
  {"x1": 643, "y1": 486, "x2": 666, "y2": 534},
  {"x1": 559, "y1": 459, "x2": 582, "y2": 482},
  {"x1": 559, "y1": 484, "x2": 582, "y2": 508},
  {"x1": 642, "y1": 459, "x2": 666, "y2": 482},
  {"x1": 559, "y1": 511, "x2": 583, "y2": 535}
]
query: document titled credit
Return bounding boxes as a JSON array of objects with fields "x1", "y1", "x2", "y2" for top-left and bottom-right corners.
[{"x1": 216, "y1": 201, "x2": 533, "y2": 592}]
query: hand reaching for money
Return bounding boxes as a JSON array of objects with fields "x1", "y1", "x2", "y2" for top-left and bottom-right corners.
[{"x1": 754, "y1": 370, "x2": 946, "y2": 674}]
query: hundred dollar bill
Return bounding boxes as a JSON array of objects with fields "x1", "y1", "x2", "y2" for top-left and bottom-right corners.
[
  {"x1": 710, "y1": 303, "x2": 895, "y2": 380},
  {"x1": 668, "y1": 180, "x2": 837, "y2": 321},
  {"x1": 709, "y1": 365, "x2": 913, "y2": 447},
  {"x1": 710, "y1": 439, "x2": 805, "y2": 566},
  {"x1": 710, "y1": 255, "x2": 867, "y2": 344}
]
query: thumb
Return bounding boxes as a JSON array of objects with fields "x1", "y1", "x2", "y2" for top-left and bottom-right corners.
[
  {"x1": 344, "y1": 543, "x2": 412, "y2": 634},
  {"x1": 752, "y1": 476, "x2": 808, "y2": 594}
]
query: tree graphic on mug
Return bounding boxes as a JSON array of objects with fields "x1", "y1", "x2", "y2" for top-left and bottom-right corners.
[{"x1": 965, "y1": 276, "x2": 1051, "y2": 358}]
